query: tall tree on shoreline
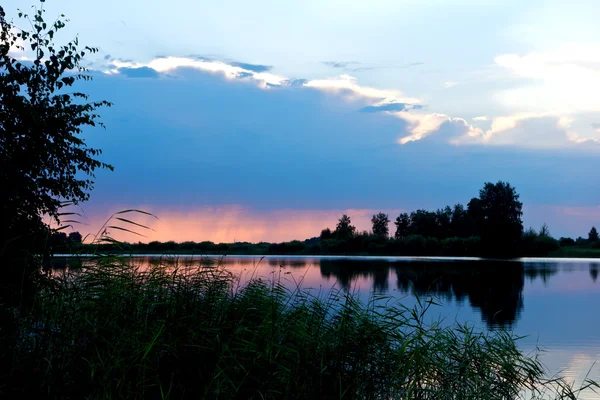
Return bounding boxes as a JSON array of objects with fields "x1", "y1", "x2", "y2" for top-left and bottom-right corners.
[
  {"x1": 589, "y1": 227, "x2": 599, "y2": 242},
  {"x1": 0, "y1": 2, "x2": 111, "y2": 297},
  {"x1": 394, "y1": 213, "x2": 411, "y2": 239},
  {"x1": 478, "y1": 181, "x2": 523, "y2": 255},
  {"x1": 335, "y1": 214, "x2": 356, "y2": 240},
  {"x1": 371, "y1": 212, "x2": 390, "y2": 237}
]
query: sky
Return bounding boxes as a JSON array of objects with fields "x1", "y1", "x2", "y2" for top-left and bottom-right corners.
[{"x1": 5, "y1": 0, "x2": 600, "y2": 242}]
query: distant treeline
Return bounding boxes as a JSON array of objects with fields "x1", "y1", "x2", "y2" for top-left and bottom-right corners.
[{"x1": 53, "y1": 182, "x2": 600, "y2": 258}]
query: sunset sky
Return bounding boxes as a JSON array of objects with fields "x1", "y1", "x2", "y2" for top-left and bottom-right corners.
[{"x1": 5, "y1": 0, "x2": 600, "y2": 242}]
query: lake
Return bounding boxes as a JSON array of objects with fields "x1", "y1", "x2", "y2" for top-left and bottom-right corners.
[{"x1": 54, "y1": 255, "x2": 600, "y2": 398}]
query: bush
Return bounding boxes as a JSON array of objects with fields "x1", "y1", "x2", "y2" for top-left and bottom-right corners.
[
  {"x1": 404, "y1": 235, "x2": 427, "y2": 255},
  {"x1": 441, "y1": 237, "x2": 468, "y2": 256},
  {"x1": 559, "y1": 237, "x2": 575, "y2": 247},
  {"x1": 521, "y1": 232, "x2": 560, "y2": 256}
]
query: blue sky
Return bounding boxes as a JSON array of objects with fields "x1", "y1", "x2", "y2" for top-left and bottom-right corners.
[{"x1": 5, "y1": 0, "x2": 600, "y2": 241}]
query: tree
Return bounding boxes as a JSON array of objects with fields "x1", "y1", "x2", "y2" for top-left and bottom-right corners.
[
  {"x1": 371, "y1": 212, "x2": 390, "y2": 237},
  {"x1": 559, "y1": 237, "x2": 575, "y2": 247},
  {"x1": 539, "y1": 223, "x2": 551, "y2": 238},
  {"x1": 435, "y1": 206, "x2": 452, "y2": 239},
  {"x1": 334, "y1": 214, "x2": 356, "y2": 240},
  {"x1": 48, "y1": 231, "x2": 68, "y2": 251},
  {"x1": 1, "y1": 3, "x2": 111, "y2": 290},
  {"x1": 409, "y1": 210, "x2": 438, "y2": 238},
  {"x1": 466, "y1": 197, "x2": 484, "y2": 237},
  {"x1": 477, "y1": 181, "x2": 523, "y2": 255},
  {"x1": 450, "y1": 204, "x2": 471, "y2": 238},
  {"x1": 394, "y1": 213, "x2": 411, "y2": 239},
  {"x1": 320, "y1": 227, "x2": 333, "y2": 240},
  {"x1": 68, "y1": 231, "x2": 83, "y2": 244},
  {"x1": 589, "y1": 227, "x2": 599, "y2": 242}
]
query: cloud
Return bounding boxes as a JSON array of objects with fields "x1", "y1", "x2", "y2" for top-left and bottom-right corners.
[
  {"x1": 495, "y1": 44, "x2": 600, "y2": 113},
  {"x1": 284, "y1": 78, "x2": 308, "y2": 86},
  {"x1": 105, "y1": 57, "x2": 425, "y2": 110},
  {"x1": 444, "y1": 81, "x2": 458, "y2": 89},
  {"x1": 322, "y1": 61, "x2": 360, "y2": 69},
  {"x1": 303, "y1": 74, "x2": 421, "y2": 105},
  {"x1": 99, "y1": 54, "x2": 600, "y2": 150},
  {"x1": 592, "y1": 123, "x2": 600, "y2": 133},
  {"x1": 398, "y1": 111, "x2": 600, "y2": 148},
  {"x1": 465, "y1": 114, "x2": 570, "y2": 147},
  {"x1": 398, "y1": 62, "x2": 425, "y2": 69},
  {"x1": 347, "y1": 62, "x2": 424, "y2": 73},
  {"x1": 229, "y1": 62, "x2": 272, "y2": 73},
  {"x1": 118, "y1": 66, "x2": 160, "y2": 79},
  {"x1": 360, "y1": 103, "x2": 423, "y2": 113},
  {"x1": 396, "y1": 112, "x2": 481, "y2": 144},
  {"x1": 106, "y1": 56, "x2": 288, "y2": 88}
]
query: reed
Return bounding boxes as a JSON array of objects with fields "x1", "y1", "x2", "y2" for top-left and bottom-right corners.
[{"x1": 1, "y1": 255, "x2": 597, "y2": 399}]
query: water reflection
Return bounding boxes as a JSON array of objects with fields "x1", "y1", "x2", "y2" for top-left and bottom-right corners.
[
  {"x1": 318, "y1": 259, "x2": 524, "y2": 327},
  {"x1": 591, "y1": 265, "x2": 598, "y2": 282},
  {"x1": 51, "y1": 255, "x2": 599, "y2": 329}
]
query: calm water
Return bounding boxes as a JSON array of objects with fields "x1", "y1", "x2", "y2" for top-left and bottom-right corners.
[{"x1": 55, "y1": 255, "x2": 600, "y2": 398}]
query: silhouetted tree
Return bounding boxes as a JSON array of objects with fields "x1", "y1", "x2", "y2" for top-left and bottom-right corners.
[
  {"x1": 589, "y1": 227, "x2": 599, "y2": 242},
  {"x1": 394, "y1": 213, "x2": 411, "y2": 239},
  {"x1": 68, "y1": 231, "x2": 83, "y2": 244},
  {"x1": 0, "y1": 4, "x2": 111, "y2": 294},
  {"x1": 410, "y1": 210, "x2": 438, "y2": 238},
  {"x1": 559, "y1": 237, "x2": 575, "y2": 247},
  {"x1": 49, "y1": 232, "x2": 68, "y2": 250},
  {"x1": 477, "y1": 181, "x2": 523, "y2": 256},
  {"x1": 334, "y1": 214, "x2": 356, "y2": 240},
  {"x1": 450, "y1": 204, "x2": 471, "y2": 238},
  {"x1": 435, "y1": 206, "x2": 452, "y2": 239},
  {"x1": 467, "y1": 197, "x2": 484, "y2": 237},
  {"x1": 320, "y1": 228, "x2": 333, "y2": 240},
  {"x1": 539, "y1": 223, "x2": 551, "y2": 237},
  {"x1": 523, "y1": 227, "x2": 537, "y2": 239},
  {"x1": 371, "y1": 212, "x2": 390, "y2": 237}
]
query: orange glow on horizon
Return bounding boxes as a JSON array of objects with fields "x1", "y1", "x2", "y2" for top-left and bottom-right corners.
[{"x1": 75, "y1": 206, "x2": 402, "y2": 244}]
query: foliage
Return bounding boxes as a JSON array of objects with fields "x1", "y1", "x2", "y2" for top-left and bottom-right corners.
[
  {"x1": 371, "y1": 212, "x2": 390, "y2": 237},
  {"x1": 408, "y1": 209, "x2": 440, "y2": 238},
  {"x1": 394, "y1": 212, "x2": 411, "y2": 238},
  {"x1": 319, "y1": 227, "x2": 332, "y2": 240},
  {"x1": 521, "y1": 228, "x2": 560, "y2": 257},
  {"x1": 589, "y1": 226, "x2": 599, "y2": 242},
  {"x1": 539, "y1": 223, "x2": 551, "y2": 237},
  {"x1": 478, "y1": 181, "x2": 523, "y2": 256},
  {"x1": 0, "y1": 2, "x2": 111, "y2": 298},
  {"x1": 1, "y1": 257, "x2": 596, "y2": 399},
  {"x1": 559, "y1": 237, "x2": 575, "y2": 247},
  {"x1": 450, "y1": 203, "x2": 472, "y2": 238},
  {"x1": 387, "y1": 182, "x2": 522, "y2": 253},
  {"x1": 334, "y1": 214, "x2": 356, "y2": 240}
]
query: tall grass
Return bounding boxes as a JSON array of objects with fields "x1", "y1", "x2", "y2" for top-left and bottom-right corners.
[{"x1": 1, "y1": 255, "x2": 598, "y2": 399}]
